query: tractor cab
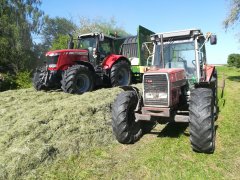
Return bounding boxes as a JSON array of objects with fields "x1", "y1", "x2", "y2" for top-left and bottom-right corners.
[
  {"x1": 77, "y1": 33, "x2": 116, "y2": 66},
  {"x1": 150, "y1": 29, "x2": 217, "y2": 85}
]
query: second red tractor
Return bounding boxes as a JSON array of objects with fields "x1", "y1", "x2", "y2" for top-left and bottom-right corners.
[{"x1": 33, "y1": 32, "x2": 132, "y2": 94}]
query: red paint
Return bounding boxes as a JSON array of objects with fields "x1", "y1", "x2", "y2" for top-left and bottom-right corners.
[
  {"x1": 46, "y1": 49, "x2": 130, "y2": 73},
  {"x1": 46, "y1": 49, "x2": 89, "y2": 71},
  {"x1": 46, "y1": 49, "x2": 88, "y2": 55},
  {"x1": 205, "y1": 65, "x2": 215, "y2": 82},
  {"x1": 146, "y1": 67, "x2": 186, "y2": 83},
  {"x1": 171, "y1": 88, "x2": 181, "y2": 106},
  {"x1": 102, "y1": 54, "x2": 129, "y2": 70}
]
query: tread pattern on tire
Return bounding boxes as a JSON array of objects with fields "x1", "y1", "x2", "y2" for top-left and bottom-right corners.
[
  {"x1": 112, "y1": 91, "x2": 142, "y2": 144},
  {"x1": 110, "y1": 60, "x2": 131, "y2": 87},
  {"x1": 211, "y1": 69, "x2": 218, "y2": 120},
  {"x1": 189, "y1": 88, "x2": 215, "y2": 153},
  {"x1": 33, "y1": 67, "x2": 46, "y2": 91},
  {"x1": 61, "y1": 65, "x2": 93, "y2": 94}
]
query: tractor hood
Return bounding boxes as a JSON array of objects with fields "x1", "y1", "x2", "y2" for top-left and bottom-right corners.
[
  {"x1": 46, "y1": 49, "x2": 88, "y2": 56},
  {"x1": 144, "y1": 66, "x2": 187, "y2": 82},
  {"x1": 145, "y1": 66, "x2": 186, "y2": 75},
  {"x1": 45, "y1": 49, "x2": 89, "y2": 71}
]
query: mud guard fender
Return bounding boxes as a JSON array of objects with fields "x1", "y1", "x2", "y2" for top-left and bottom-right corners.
[
  {"x1": 120, "y1": 86, "x2": 142, "y2": 112},
  {"x1": 102, "y1": 54, "x2": 130, "y2": 70},
  {"x1": 205, "y1": 65, "x2": 215, "y2": 82}
]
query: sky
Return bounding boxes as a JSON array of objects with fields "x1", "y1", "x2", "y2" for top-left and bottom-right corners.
[{"x1": 40, "y1": 0, "x2": 239, "y2": 64}]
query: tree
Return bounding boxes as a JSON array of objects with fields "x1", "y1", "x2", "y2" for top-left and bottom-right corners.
[
  {"x1": 0, "y1": 0, "x2": 44, "y2": 91},
  {"x1": 51, "y1": 17, "x2": 129, "y2": 50},
  {"x1": 51, "y1": 35, "x2": 69, "y2": 50},
  {"x1": 0, "y1": 0, "x2": 44, "y2": 72},
  {"x1": 77, "y1": 17, "x2": 129, "y2": 36},
  {"x1": 224, "y1": 0, "x2": 240, "y2": 29},
  {"x1": 41, "y1": 16, "x2": 77, "y2": 49},
  {"x1": 227, "y1": 53, "x2": 240, "y2": 67}
]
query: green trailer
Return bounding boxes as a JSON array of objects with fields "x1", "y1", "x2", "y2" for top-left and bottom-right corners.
[{"x1": 118, "y1": 25, "x2": 155, "y2": 82}]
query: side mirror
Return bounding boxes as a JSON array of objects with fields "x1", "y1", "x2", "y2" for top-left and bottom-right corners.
[
  {"x1": 210, "y1": 35, "x2": 217, "y2": 45},
  {"x1": 99, "y1": 33, "x2": 104, "y2": 42}
]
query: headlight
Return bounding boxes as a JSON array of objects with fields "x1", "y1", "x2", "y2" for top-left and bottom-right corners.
[
  {"x1": 48, "y1": 64, "x2": 57, "y2": 68},
  {"x1": 145, "y1": 92, "x2": 168, "y2": 99}
]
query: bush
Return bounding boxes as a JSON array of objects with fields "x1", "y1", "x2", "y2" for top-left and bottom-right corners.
[
  {"x1": 0, "y1": 71, "x2": 32, "y2": 92},
  {"x1": 16, "y1": 71, "x2": 32, "y2": 89},
  {"x1": 0, "y1": 73, "x2": 18, "y2": 91},
  {"x1": 227, "y1": 54, "x2": 240, "y2": 68}
]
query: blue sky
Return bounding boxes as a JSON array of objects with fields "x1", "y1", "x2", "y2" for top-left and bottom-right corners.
[{"x1": 40, "y1": 0, "x2": 239, "y2": 64}]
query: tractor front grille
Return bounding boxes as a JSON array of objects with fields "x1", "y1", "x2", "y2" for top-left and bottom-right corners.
[
  {"x1": 46, "y1": 55, "x2": 59, "y2": 66},
  {"x1": 143, "y1": 73, "x2": 169, "y2": 107}
]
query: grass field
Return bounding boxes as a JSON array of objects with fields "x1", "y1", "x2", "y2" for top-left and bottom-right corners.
[{"x1": 0, "y1": 66, "x2": 239, "y2": 179}]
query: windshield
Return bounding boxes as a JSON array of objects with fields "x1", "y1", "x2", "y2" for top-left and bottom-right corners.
[
  {"x1": 78, "y1": 37, "x2": 97, "y2": 50},
  {"x1": 78, "y1": 36, "x2": 97, "y2": 63},
  {"x1": 153, "y1": 41, "x2": 196, "y2": 77}
]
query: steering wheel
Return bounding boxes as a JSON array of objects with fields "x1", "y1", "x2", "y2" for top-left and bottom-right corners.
[{"x1": 178, "y1": 57, "x2": 185, "y2": 62}]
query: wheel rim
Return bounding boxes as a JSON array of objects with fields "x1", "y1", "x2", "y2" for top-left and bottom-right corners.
[
  {"x1": 128, "y1": 102, "x2": 141, "y2": 136},
  {"x1": 76, "y1": 74, "x2": 90, "y2": 93},
  {"x1": 117, "y1": 68, "x2": 129, "y2": 86}
]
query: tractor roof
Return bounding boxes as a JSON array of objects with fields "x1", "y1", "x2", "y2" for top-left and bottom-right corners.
[
  {"x1": 123, "y1": 36, "x2": 137, "y2": 44},
  {"x1": 78, "y1": 32, "x2": 115, "y2": 39},
  {"x1": 151, "y1": 29, "x2": 204, "y2": 42}
]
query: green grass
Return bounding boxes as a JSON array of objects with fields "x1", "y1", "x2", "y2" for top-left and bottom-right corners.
[{"x1": 0, "y1": 66, "x2": 240, "y2": 179}]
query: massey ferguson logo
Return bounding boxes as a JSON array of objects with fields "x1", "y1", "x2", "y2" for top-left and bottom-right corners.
[{"x1": 145, "y1": 79, "x2": 153, "y2": 83}]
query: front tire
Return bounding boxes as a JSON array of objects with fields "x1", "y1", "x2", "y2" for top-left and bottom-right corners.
[
  {"x1": 189, "y1": 88, "x2": 215, "y2": 153},
  {"x1": 61, "y1": 65, "x2": 94, "y2": 94},
  {"x1": 110, "y1": 60, "x2": 131, "y2": 87},
  {"x1": 33, "y1": 67, "x2": 47, "y2": 91},
  {"x1": 212, "y1": 70, "x2": 218, "y2": 120},
  {"x1": 112, "y1": 91, "x2": 142, "y2": 144}
]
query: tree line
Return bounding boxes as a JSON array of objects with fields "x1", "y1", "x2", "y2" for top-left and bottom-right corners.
[
  {"x1": 0, "y1": 0, "x2": 239, "y2": 91},
  {"x1": 0, "y1": 1, "x2": 127, "y2": 91}
]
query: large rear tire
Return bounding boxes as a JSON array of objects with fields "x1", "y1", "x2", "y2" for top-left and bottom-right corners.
[
  {"x1": 189, "y1": 88, "x2": 215, "y2": 153},
  {"x1": 112, "y1": 91, "x2": 142, "y2": 144},
  {"x1": 212, "y1": 70, "x2": 218, "y2": 120},
  {"x1": 110, "y1": 60, "x2": 131, "y2": 87},
  {"x1": 61, "y1": 65, "x2": 94, "y2": 94},
  {"x1": 33, "y1": 67, "x2": 47, "y2": 91}
]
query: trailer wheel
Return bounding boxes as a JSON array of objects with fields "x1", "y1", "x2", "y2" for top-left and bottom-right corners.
[
  {"x1": 33, "y1": 67, "x2": 47, "y2": 91},
  {"x1": 61, "y1": 65, "x2": 94, "y2": 94},
  {"x1": 110, "y1": 60, "x2": 131, "y2": 86},
  {"x1": 189, "y1": 88, "x2": 215, "y2": 153},
  {"x1": 112, "y1": 91, "x2": 142, "y2": 144}
]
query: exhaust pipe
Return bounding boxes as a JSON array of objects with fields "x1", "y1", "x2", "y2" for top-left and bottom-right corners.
[{"x1": 68, "y1": 33, "x2": 74, "y2": 49}]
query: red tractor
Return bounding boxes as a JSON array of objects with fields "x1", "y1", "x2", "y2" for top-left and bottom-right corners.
[
  {"x1": 33, "y1": 33, "x2": 131, "y2": 94},
  {"x1": 112, "y1": 29, "x2": 218, "y2": 153}
]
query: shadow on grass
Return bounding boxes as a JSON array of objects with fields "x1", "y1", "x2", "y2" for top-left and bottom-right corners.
[
  {"x1": 147, "y1": 122, "x2": 189, "y2": 138},
  {"x1": 157, "y1": 122, "x2": 189, "y2": 138},
  {"x1": 145, "y1": 122, "x2": 218, "y2": 144},
  {"x1": 227, "y1": 76, "x2": 240, "y2": 82}
]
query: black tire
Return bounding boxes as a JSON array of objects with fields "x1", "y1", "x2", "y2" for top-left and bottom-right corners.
[
  {"x1": 110, "y1": 60, "x2": 131, "y2": 87},
  {"x1": 33, "y1": 67, "x2": 47, "y2": 91},
  {"x1": 212, "y1": 70, "x2": 218, "y2": 120},
  {"x1": 112, "y1": 91, "x2": 142, "y2": 144},
  {"x1": 61, "y1": 65, "x2": 94, "y2": 94},
  {"x1": 189, "y1": 88, "x2": 215, "y2": 153}
]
